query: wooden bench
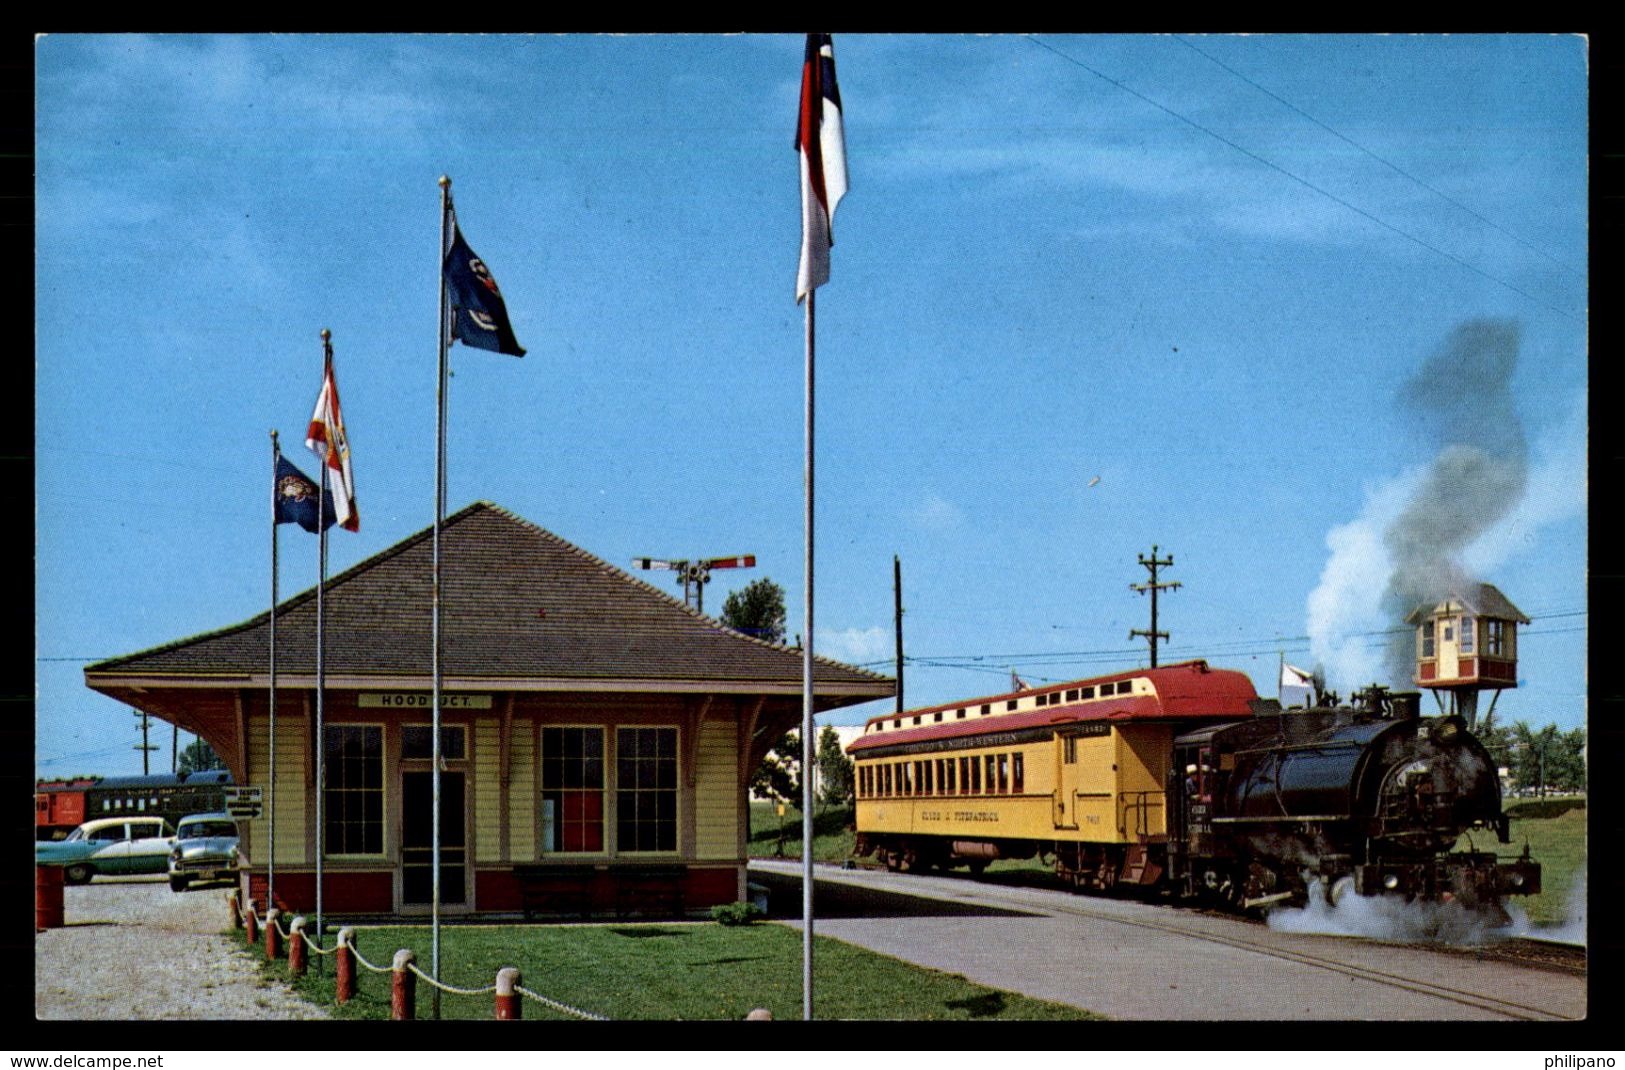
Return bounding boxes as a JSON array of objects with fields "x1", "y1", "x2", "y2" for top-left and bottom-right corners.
[
  {"x1": 612, "y1": 865, "x2": 688, "y2": 918},
  {"x1": 512, "y1": 864, "x2": 598, "y2": 920}
]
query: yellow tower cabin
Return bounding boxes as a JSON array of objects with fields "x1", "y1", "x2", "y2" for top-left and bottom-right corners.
[{"x1": 1405, "y1": 583, "x2": 1528, "y2": 727}]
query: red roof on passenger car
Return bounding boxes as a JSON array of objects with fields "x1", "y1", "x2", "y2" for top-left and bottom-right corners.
[{"x1": 846, "y1": 660, "x2": 1256, "y2": 754}]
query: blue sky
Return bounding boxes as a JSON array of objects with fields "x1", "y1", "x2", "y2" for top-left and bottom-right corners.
[{"x1": 36, "y1": 34, "x2": 1588, "y2": 777}]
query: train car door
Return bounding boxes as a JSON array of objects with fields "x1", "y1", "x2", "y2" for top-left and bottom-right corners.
[{"x1": 1053, "y1": 732, "x2": 1079, "y2": 829}]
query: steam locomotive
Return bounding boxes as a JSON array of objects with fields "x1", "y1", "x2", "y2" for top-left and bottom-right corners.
[{"x1": 847, "y1": 661, "x2": 1537, "y2": 916}]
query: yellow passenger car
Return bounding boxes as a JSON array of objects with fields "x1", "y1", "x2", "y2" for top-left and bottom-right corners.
[{"x1": 848, "y1": 660, "x2": 1258, "y2": 890}]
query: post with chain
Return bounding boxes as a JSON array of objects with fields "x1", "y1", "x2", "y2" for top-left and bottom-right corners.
[
  {"x1": 244, "y1": 903, "x2": 259, "y2": 947},
  {"x1": 336, "y1": 928, "x2": 357, "y2": 1005},
  {"x1": 495, "y1": 967, "x2": 521, "y2": 1019},
  {"x1": 227, "y1": 890, "x2": 242, "y2": 929},
  {"x1": 288, "y1": 916, "x2": 308, "y2": 978},
  {"x1": 264, "y1": 907, "x2": 282, "y2": 960},
  {"x1": 391, "y1": 949, "x2": 417, "y2": 1021}
]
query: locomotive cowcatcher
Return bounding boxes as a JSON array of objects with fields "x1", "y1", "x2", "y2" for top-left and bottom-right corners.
[{"x1": 847, "y1": 661, "x2": 1537, "y2": 915}]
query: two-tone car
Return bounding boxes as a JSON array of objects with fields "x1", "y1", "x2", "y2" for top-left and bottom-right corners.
[
  {"x1": 35, "y1": 815, "x2": 177, "y2": 885},
  {"x1": 166, "y1": 812, "x2": 240, "y2": 891}
]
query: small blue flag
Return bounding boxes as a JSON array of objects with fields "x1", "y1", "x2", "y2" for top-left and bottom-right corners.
[
  {"x1": 274, "y1": 455, "x2": 336, "y2": 534},
  {"x1": 444, "y1": 223, "x2": 526, "y2": 357}
]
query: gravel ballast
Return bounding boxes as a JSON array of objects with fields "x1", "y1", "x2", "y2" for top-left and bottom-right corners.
[{"x1": 35, "y1": 876, "x2": 330, "y2": 1020}]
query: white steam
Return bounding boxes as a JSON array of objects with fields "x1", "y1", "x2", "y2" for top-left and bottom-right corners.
[{"x1": 1267, "y1": 878, "x2": 1515, "y2": 945}]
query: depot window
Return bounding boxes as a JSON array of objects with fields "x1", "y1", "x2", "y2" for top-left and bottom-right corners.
[
  {"x1": 323, "y1": 724, "x2": 384, "y2": 856},
  {"x1": 541, "y1": 727, "x2": 604, "y2": 853},
  {"x1": 402, "y1": 725, "x2": 467, "y2": 761},
  {"x1": 616, "y1": 727, "x2": 677, "y2": 853}
]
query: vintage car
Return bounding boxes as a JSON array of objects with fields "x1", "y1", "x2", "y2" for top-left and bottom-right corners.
[
  {"x1": 167, "y1": 812, "x2": 240, "y2": 891},
  {"x1": 36, "y1": 815, "x2": 177, "y2": 885}
]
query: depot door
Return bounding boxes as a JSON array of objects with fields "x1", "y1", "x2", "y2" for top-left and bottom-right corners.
[{"x1": 401, "y1": 771, "x2": 466, "y2": 907}]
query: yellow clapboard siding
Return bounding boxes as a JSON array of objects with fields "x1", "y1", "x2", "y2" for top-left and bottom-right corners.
[
  {"x1": 507, "y1": 721, "x2": 535, "y2": 860},
  {"x1": 473, "y1": 721, "x2": 502, "y2": 862},
  {"x1": 247, "y1": 715, "x2": 309, "y2": 865},
  {"x1": 694, "y1": 719, "x2": 738, "y2": 859}
]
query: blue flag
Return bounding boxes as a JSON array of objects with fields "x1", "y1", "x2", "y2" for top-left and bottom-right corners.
[
  {"x1": 444, "y1": 223, "x2": 525, "y2": 357},
  {"x1": 274, "y1": 455, "x2": 336, "y2": 534}
]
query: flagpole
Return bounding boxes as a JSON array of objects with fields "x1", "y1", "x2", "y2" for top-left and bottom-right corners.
[
  {"x1": 268, "y1": 430, "x2": 280, "y2": 920},
  {"x1": 431, "y1": 174, "x2": 453, "y2": 1020},
  {"x1": 315, "y1": 329, "x2": 331, "y2": 949},
  {"x1": 1278, "y1": 650, "x2": 1284, "y2": 702},
  {"x1": 801, "y1": 287, "x2": 816, "y2": 1022}
]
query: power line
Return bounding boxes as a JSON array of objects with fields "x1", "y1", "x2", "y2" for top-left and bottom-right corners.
[
  {"x1": 1171, "y1": 34, "x2": 1582, "y2": 280},
  {"x1": 1021, "y1": 35, "x2": 1578, "y2": 320}
]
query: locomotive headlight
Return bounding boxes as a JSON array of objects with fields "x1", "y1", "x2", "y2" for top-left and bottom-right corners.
[{"x1": 1383, "y1": 874, "x2": 1400, "y2": 891}]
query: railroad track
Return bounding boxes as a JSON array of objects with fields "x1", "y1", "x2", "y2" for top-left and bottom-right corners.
[{"x1": 764, "y1": 860, "x2": 1584, "y2": 1021}]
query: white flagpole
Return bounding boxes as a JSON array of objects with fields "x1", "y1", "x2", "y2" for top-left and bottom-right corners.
[
  {"x1": 801, "y1": 287, "x2": 816, "y2": 1022},
  {"x1": 268, "y1": 430, "x2": 279, "y2": 920},
  {"x1": 315, "y1": 329, "x2": 331, "y2": 949},
  {"x1": 431, "y1": 174, "x2": 452, "y2": 1020}
]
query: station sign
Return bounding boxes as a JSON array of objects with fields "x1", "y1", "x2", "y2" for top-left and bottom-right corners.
[
  {"x1": 358, "y1": 693, "x2": 493, "y2": 710},
  {"x1": 222, "y1": 786, "x2": 264, "y2": 820}
]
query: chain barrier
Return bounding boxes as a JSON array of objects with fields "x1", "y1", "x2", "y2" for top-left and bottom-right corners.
[
  {"x1": 270, "y1": 914, "x2": 292, "y2": 939},
  {"x1": 513, "y1": 984, "x2": 610, "y2": 1021},
  {"x1": 404, "y1": 961, "x2": 499, "y2": 997}
]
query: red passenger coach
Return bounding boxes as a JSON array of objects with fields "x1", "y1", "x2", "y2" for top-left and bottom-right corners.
[{"x1": 848, "y1": 660, "x2": 1259, "y2": 887}]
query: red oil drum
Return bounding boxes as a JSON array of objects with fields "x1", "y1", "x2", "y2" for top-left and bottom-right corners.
[{"x1": 36, "y1": 865, "x2": 65, "y2": 930}]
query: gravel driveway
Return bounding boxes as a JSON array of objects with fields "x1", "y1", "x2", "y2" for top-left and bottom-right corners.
[{"x1": 35, "y1": 875, "x2": 329, "y2": 1020}]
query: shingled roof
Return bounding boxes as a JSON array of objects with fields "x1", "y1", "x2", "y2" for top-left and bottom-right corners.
[
  {"x1": 1403, "y1": 583, "x2": 1531, "y2": 625},
  {"x1": 86, "y1": 502, "x2": 893, "y2": 702}
]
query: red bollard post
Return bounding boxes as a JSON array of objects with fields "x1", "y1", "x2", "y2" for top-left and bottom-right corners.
[
  {"x1": 36, "y1": 866, "x2": 65, "y2": 931},
  {"x1": 288, "y1": 917, "x2": 307, "y2": 978},
  {"x1": 335, "y1": 928, "x2": 357, "y2": 1005},
  {"x1": 227, "y1": 891, "x2": 242, "y2": 929},
  {"x1": 244, "y1": 905, "x2": 259, "y2": 947},
  {"x1": 494, "y1": 967, "x2": 521, "y2": 1020},
  {"x1": 391, "y1": 949, "x2": 416, "y2": 1021},
  {"x1": 264, "y1": 908, "x2": 281, "y2": 961}
]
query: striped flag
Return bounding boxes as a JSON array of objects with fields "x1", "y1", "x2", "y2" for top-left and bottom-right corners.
[
  {"x1": 306, "y1": 354, "x2": 358, "y2": 532},
  {"x1": 795, "y1": 33, "x2": 849, "y2": 302}
]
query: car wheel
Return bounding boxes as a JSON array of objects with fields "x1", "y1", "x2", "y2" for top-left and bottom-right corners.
[
  {"x1": 63, "y1": 864, "x2": 93, "y2": 885},
  {"x1": 169, "y1": 875, "x2": 190, "y2": 893}
]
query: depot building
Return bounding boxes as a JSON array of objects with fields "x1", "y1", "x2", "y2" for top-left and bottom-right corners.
[{"x1": 84, "y1": 502, "x2": 892, "y2": 917}]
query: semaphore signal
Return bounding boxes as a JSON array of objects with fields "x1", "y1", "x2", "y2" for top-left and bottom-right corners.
[{"x1": 631, "y1": 555, "x2": 756, "y2": 614}]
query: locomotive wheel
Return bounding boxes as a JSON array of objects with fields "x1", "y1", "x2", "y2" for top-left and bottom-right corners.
[
  {"x1": 63, "y1": 863, "x2": 93, "y2": 885},
  {"x1": 967, "y1": 860, "x2": 989, "y2": 876},
  {"x1": 883, "y1": 850, "x2": 903, "y2": 872}
]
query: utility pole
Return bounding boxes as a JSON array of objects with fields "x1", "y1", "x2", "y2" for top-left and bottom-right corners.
[
  {"x1": 132, "y1": 708, "x2": 158, "y2": 775},
  {"x1": 894, "y1": 555, "x2": 904, "y2": 713},
  {"x1": 171, "y1": 723, "x2": 179, "y2": 774},
  {"x1": 1129, "y1": 545, "x2": 1181, "y2": 668}
]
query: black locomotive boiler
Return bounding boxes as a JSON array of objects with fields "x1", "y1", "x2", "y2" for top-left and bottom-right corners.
[{"x1": 1168, "y1": 685, "x2": 1539, "y2": 914}]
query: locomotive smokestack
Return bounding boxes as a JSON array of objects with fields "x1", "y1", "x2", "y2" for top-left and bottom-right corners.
[{"x1": 1389, "y1": 691, "x2": 1421, "y2": 720}]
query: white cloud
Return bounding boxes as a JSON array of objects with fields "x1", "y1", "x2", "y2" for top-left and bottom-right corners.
[
  {"x1": 907, "y1": 494, "x2": 964, "y2": 531},
  {"x1": 817, "y1": 625, "x2": 890, "y2": 664}
]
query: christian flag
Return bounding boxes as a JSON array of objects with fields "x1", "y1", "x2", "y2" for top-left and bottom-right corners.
[
  {"x1": 306, "y1": 354, "x2": 359, "y2": 532},
  {"x1": 273, "y1": 455, "x2": 337, "y2": 534},
  {"x1": 795, "y1": 33, "x2": 849, "y2": 303},
  {"x1": 444, "y1": 215, "x2": 526, "y2": 357}
]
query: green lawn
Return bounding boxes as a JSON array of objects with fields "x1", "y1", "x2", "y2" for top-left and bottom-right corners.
[
  {"x1": 1497, "y1": 796, "x2": 1586, "y2": 927},
  {"x1": 747, "y1": 800, "x2": 855, "y2": 862},
  {"x1": 240, "y1": 920, "x2": 1100, "y2": 1021}
]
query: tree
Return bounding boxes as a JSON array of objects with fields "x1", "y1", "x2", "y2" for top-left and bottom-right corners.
[
  {"x1": 816, "y1": 725, "x2": 854, "y2": 809},
  {"x1": 750, "y1": 730, "x2": 800, "y2": 802},
  {"x1": 177, "y1": 738, "x2": 226, "y2": 775},
  {"x1": 721, "y1": 578, "x2": 787, "y2": 645}
]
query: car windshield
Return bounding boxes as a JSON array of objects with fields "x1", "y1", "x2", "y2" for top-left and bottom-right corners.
[
  {"x1": 63, "y1": 828, "x2": 86, "y2": 842},
  {"x1": 179, "y1": 821, "x2": 237, "y2": 840}
]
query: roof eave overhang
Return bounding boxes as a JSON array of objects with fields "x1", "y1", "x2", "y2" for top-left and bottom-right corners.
[{"x1": 86, "y1": 672, "x2": 895, "y2": 703}]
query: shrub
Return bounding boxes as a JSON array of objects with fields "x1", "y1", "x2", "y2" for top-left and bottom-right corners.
[{"x1": 710, "y1": 901, "x2": 765, "y2": 926}]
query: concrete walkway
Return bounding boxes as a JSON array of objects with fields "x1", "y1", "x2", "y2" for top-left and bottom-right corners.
[{"x1": 750, "y1": 860, "x2": 1586, "y2": 1021}]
